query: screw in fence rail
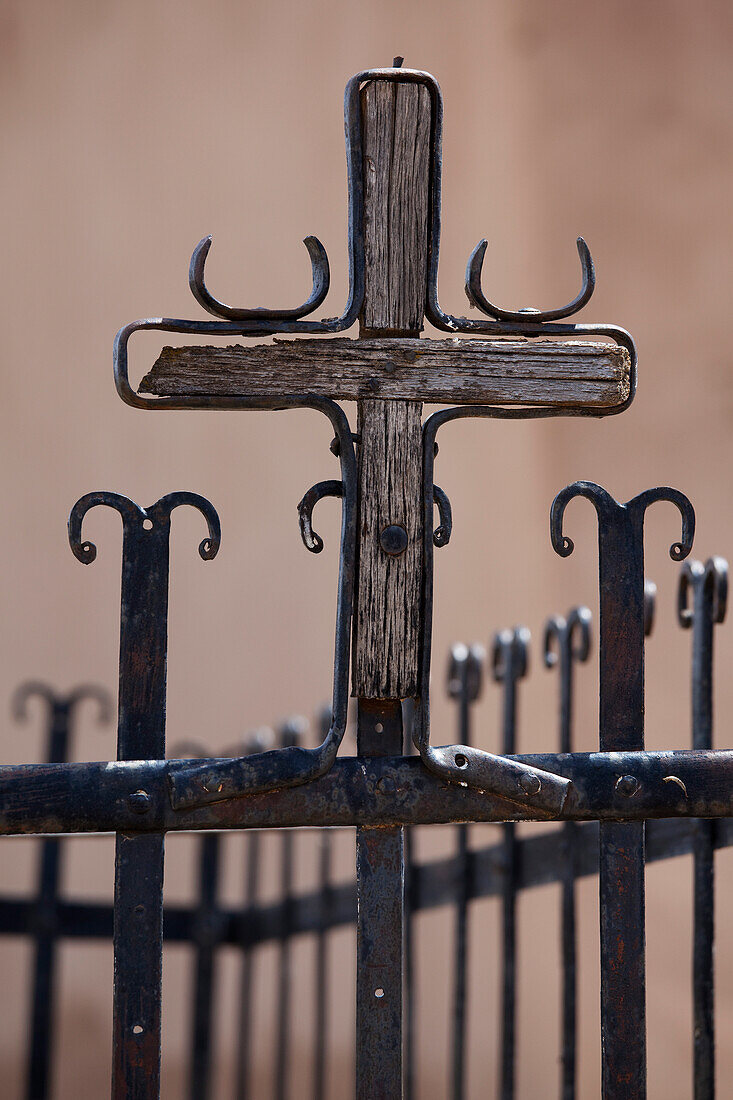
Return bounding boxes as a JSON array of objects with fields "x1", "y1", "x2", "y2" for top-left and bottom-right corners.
[
  {"x1": 543, "y1": 608, "x2": 592, "y2": 1100},
  {"x1": 234, "y1": 728, "x2": 274, "y2": 1100},
  {"x1": 274, "y1": 717, "x2": 308, "y2": 1100},
  {"x1": 68, "y1": 491, "x2": 220, "y2": 1100},
  {"x1": 677, "y1": 557, "x2": 728, "y2": 1100},
  {"x1": 445, "y1": 645, "x2": 485, "y2": 1100},
  {"x1": 12, "y1": 683, "x2": 111, "y2": 1100},
  {"x1": 551, "y1": 482, "x2": 694, "y2": 1100},
  {"x1": 491, "y1": 628, "x2": 530, "y2": 1100}
]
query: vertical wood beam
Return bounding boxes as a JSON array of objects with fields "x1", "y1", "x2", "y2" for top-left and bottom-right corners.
[
  {"x1": 353, "y1": 74, "x2": 432, "y2": 1100},
  {"x1": 353, "y1": 77, "x2": 431, "y2": 700}
]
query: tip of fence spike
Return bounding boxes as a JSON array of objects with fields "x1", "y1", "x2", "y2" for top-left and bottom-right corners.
[{"x1": 393, "y1": 56, "x2": 404, "y2": 68}]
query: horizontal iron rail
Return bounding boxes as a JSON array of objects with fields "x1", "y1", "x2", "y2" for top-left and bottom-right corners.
[
  {"x1": 0, "y1": 750, "x2": 732, "y2": 834},
  {"x1": 0, "y1": 817, "x2": 727, "y2": 951}
]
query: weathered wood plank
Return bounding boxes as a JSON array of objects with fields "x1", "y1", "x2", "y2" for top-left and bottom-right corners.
[
  {"x1": 352, "y1": 78, "x2": 430, "y2": 701},
  {"x1": 354, "y1": 400, "x2": 423, "y2": 697},
  {"x1": 140, "y1": 337, "x2": 630, "y2": 408},
  {"x1": 359, "y1": 79, "x2": 431, "y2": 337}
]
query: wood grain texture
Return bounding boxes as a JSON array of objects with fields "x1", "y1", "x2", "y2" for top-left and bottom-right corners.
[
  {"x1": 354, "y1": 399, "x2": 423, "y2": 697},
  {"x1": 359, "y1": 79, "x2": 430, "y2": 337},
  {"x1": 140, "y1": 338, "x2": 630, "y2": 408},
  {"x1": 353, "y1": 78, "x2": 431, "y2": 699}
]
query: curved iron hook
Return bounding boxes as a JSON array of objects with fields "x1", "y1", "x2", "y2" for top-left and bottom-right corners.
[
  {"x1": 68, "y1": 492, "x2": 146, "y2": 564},
  {"x1": 149, "y1": 492, "x2": 221, "y2": 559},
  {"x1": 189, "y1": 235, "x2": 330, "y2": 322},
  {"x1": 432, "y1": 484, "x2": 453, "y2": 547},
  {"x1": 297, "y1": 480, "x2": 344, "y2": 553},
  {"x1": 644, "y1": 579, "x2": 657, "y2": 637},
  {"x1": 11, "y1": 681, "x2": 57, "y2": 722},
  {"x1": 678, "y1": 557, "x2": 728, "y2": 628},
  {"x1": 14, "y1": 684, "x2": 112, "y2": 724},
  {"x1": 68, "y1": 491, "x2": 221, "y2": 564},
  {"x1": 549, "y1": 482, "x2": 695, "y2": 563},
  {"x1": 465, "y1": 237, "x2": 595, "y2": 323},
  {"x1": 568, "y1": 606, "x2": 592, "y2": 658},
  {"x1": 543, "y1": 607, "x2": 592, "y2": 669},
  {"x1": 447, "y1": 642, "x2": 485, "y2": 702},
  {"x1": 492, "y1": 627, "x2": 530, "y2": 682}
]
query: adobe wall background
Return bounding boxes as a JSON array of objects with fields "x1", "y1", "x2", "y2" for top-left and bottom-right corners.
[{"x1": 1, "y1": 0, "x2": 731, "y2": 1095}]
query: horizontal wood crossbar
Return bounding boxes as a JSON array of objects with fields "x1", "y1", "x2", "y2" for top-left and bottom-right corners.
[
  {"x1": 139, "y1": 338, "x2": 631, "y2": 408},
  {"x1": 0, "y1": 749, "x2": 730, "y2": 835}
]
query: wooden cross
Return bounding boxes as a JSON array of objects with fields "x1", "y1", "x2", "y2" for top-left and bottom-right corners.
[
  {"x1": 116, "y1": 62, "x2": 633, "y2": 1097},
  {"x1": 136, "y1": 68, "x2": 630, "y2": 712}
]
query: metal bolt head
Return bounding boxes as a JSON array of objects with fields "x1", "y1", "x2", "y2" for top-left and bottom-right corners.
[
  {"x1": 615, "y1": 774, "x2": 639, "y2": 798},
  {"x1": 127, "y1": 790, "x2": 150, "y2": 815},
  {"x1": 379, "y1": 524, "x2": 408, "y2": 556},
  {"x1": 519, "y1": 772, "x2": 541, "y2": 796}
]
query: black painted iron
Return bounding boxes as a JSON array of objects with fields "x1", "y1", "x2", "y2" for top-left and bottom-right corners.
[
  {"x1": 544, "y1": 608, "x2": 592, "y2": 1100},
  {"x1": 446, "y1": 644, "x2": 484, "y2": 1100},
  {"x1": 69, "y1": 491, "x2": 220, "y2": 1100},
  {"x1": 551, "y1": 482, "x2": 695, "y2": 1100},
  {"x1": 678, "y1": 557, "x2": 728, "y2": 1100},
  {"x1": 12, "y1": 683, "x2": 111, "y2": 1100}
]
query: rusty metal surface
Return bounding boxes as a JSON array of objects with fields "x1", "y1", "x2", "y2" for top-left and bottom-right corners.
[
  {"x1": 69, "y1": 491, "x2": 220, "y2": 1100},
  {"x1": 678, "y1": 558, "x2": 728, "y2": 1100},
  {"x1": 11, "y1": 684, "x2": 111, "y2": 1100},
  {"x1": 552, "y1": 482, "x2": 694, "y2": 1100}
]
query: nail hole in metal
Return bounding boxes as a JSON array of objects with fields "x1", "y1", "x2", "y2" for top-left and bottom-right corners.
[
  {"x1": 374, "y1": 987, "x2": 385, "y2": 999},
  {"x1": 375, "y1": 722, "x2": 384, "y2": 734},
  {"x1": 132, "y1": 1025, "x2": 144, "y2": 1035},
  {"x1": 455, "y1": 753, "x2": 468, "y2": 769},
  {"x1": 142, "y1": 518, "x2": 153, "y2": 531}
]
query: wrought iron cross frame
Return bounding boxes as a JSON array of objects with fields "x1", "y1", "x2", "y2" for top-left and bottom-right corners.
[{"x1": 0, "y1": 60, "x2": 724, "y2": 1099}]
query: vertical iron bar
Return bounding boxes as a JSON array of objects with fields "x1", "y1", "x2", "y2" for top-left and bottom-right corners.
[
  {"x1": 447, "y1": 645, "x2": 483, "y2": 1100},
  {"x1": 678, "y1": 558, "x2": 727, "y2": 1100},
  {"x1": 313, "y1": 830, "x2": 332, "y2": 1100},
  {"x1": 314, "y1": 709, "x2": 334, "y2": 1100},
  {"x1": 13, "y1": 683, "x2": 109, "y2": 1100},
  {"x1": 356, "y1": 699, "x2": 404, "y2": 1100},
  {"x1": 274, "y1": 719, "x2": 305, "y2": 1100},
  {"x1": 112, "y1": 513, "x2": 170, "y2": 1100},
  {"x1": 492, "y1": 629, "x2": 528, "y2": 1100},
  {"x1": 402, "y1": 698, "x2": 416, "y2": 1100},
  {"x1": 235, "y1": 828, "x2": 260, "y2": 1100},
  {"x1": 544, "y1": 608, "x2": 591, "y2": 1100},
  {"x1": 234, "y1": 729, "x2": 272, "y2": 1100},
  {"x1": 189, "y1": 832, "x2": 221, "y2": 1100},
  {"x1": 70, "y1": 491, "x2": 219, "y2": 1100},
  {"x1": 26, "y1": 699, "x2": 69, "y2": 1100},
  {"x1": 551, "y1": 482, "x2": 693, "y2": 1100}
]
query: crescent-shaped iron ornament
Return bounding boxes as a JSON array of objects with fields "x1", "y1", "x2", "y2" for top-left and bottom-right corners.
[
  {"x1": 189, "y1": 234, "x2": 330, "y2": 322},
  {"x1": 465, "y1": 237, "x2": 595, "y2": 323}
]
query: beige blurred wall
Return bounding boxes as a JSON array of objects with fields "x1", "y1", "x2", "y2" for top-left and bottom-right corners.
[{"x1": 2, "y1": 0, "x2": 733, "y2": 1096}]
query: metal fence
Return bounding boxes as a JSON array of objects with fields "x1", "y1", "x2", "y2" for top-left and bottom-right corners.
[{"x1": 2, "y1": 554, "x2": 727, "y2": 1098}]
